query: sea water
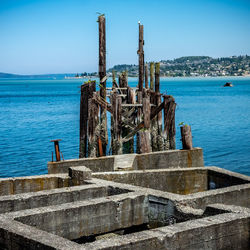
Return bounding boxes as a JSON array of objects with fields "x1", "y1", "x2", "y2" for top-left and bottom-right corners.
[{"x1": 0, "y1": 77, "x2": 249, "y2": 177}]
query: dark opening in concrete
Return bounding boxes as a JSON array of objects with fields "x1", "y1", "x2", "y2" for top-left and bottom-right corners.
[
  {"x1": 207, "y1": 169, "x2": 249, "y2": 190},
  {"x1": 72, "y1": 205, "x2": 229, "y2": 244}
]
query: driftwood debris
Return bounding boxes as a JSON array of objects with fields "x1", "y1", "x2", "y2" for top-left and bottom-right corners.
[{"x1": 79, "y1": 16, "x2": 177, "y2": 158}]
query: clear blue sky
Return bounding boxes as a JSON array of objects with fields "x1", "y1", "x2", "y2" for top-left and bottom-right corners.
[{"x1": 0, "y1": 0, "x2": 249, "y2": 74}]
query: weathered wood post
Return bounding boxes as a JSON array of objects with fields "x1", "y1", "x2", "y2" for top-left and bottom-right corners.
[
  {"x1": 150, "y1": 91, "x2": 158, "y2": 152},
  {"x1": 79, "y1": 81, "x2": 96, "y2": 158},
  {"x1": 155, "y1": 62, "x2": 160, "y2": 93},
  {"x1": 126, "y1": 87, "x2": 136, "y2": 153},
  {"x1": 181, "y1": 125, "x2": 192, "y2": 150},
  {"x1": 150, "y1": 62, "x2": 154, "y2": 90},
  {"x1": 98, "y1": 14, "x2": 108, "y2": 156},
  {"x1": 155, "y1": 62, "x2": 164, "y2": 151},
  {"x1": 112, "y1": 70, "x2": 116, "y2": 89},
  {"x1": 138, "y1": 96, "x2": 152, "y2": 153},
  {"x1": 111, "y1": 91, "x2": 122, "y2": 154},
  {"x1": 137, "y1": 22, "x2": 144, "y2": 153},
  {"x1": 138, "y1": 22, "x2": 144, "y2": 92},
  {"x1": 88, "y1": 97, "x2": 99, "y2": 157},
  {"x1": 163, "y1": 95, "x2": 176, "y2": 150},
  {"x1": 119, "y1": 71, "x2": 128, "y2": 97},
  {"x1": 145, "y1": 64, "x2": 149, "y2": 89}
]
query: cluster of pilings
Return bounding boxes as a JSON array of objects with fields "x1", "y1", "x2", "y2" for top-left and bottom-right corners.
[{"x1": 79, "y1": 15, "x2": 176, "y2": 158}]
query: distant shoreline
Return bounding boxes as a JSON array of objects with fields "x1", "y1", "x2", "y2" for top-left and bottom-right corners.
[{"x1": 1, "y1": 75, "x2": 250, "y2": 81}]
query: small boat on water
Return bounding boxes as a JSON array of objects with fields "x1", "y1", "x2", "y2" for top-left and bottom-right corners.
[{"x1": 223, "y1": 82, "x2": 233, "y2": 87}]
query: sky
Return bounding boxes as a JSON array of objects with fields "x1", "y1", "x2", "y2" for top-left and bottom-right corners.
[{"x1": 0, "y1": 0, "x2": 250, "y2": 74}]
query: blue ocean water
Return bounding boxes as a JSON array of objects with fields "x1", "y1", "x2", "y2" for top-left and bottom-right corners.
[{"x1": 0, "y1": 77, "x2": 249, "y2": 177}]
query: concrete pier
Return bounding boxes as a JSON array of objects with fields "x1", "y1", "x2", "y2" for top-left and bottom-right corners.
[{"x1": 0, "y1": 148, "x2": 249, "y2": 249}]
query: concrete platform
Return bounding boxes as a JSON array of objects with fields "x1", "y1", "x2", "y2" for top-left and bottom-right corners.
[{"x1": 0, "y1": 148, "x2": 249, "y2": 249}]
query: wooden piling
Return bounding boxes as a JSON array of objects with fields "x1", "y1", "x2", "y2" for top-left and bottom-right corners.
[
  {"x1": 138, "y1": 23, "x2": 144, "y2": 91},
  {"x1": 145, "y1": 64, "x2": 149, "y2": 89},
  {"x1": 150, "y1": 62, "x2": 154, "y2": 90},
  {"x1": 154, "y1": 62, "x2": 164, "y2": 150},
  {"x1": 88, "y1": 98, "x2": 99, "y2": 157},
  {"x1": 122, "y1": 87, "x2": 136, "y2": 153},
  {"x1": 111, "y1": 92, "x2": 122, "y2": 154},
  {"x1": 181, "y1": 125, "x2": 192, "y2": 150},
  {"x1": 155, "y1": 62, "x2": 160, "y2": 93},
  {"x1": 112, "y1": 70, "x2": 116, "y2": 89},
  {"x1": 119, "y1": 71, "x2": 128, "y2": 97},
  {"x1": 79, "y1": 81, "x2": 96, "y2": 158},
  {"x1": 163, "y1": 95, "x2": 176, "y2": 150},
  {"x1": 138, "y1": 96, "x2": 152, "y2": 153},
  {"x1": 98, "y1": 14, "x2": 108, "y2": 156}
]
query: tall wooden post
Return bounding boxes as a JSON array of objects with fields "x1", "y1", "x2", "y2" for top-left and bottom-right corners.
[
  {"x1": 79, "y1": 81, "x2": 96, "y2": 158},
  {"x1": 150, "y1": 62, "x2": 154, "y2": 90},
  {"x1": 138, "y1": 23, "x2": 144, "y2": 92},
  {"x1": 137, "y1": 22, "x2": 144, "y2": 153},
  {"x1": 155, "y1": 62, "x2": 164, "y2": 151},
  {"x1": 145, "y1": 64, "x2": 149, "y2": 89},
  {"x1": 123, "y1": 87, "x2": 136, "y2": 154},
  {"x1": 98, "y1": 14, "x2": 108, "y2": 156},
  {"x1": 111, "y1": 91, "x2": 122, "y2": 155},
  {"x1": 150, "y1": 91, "x2": 158, "y2": 152},
  {"x1": 163, "y1": 95, "x2": 176, "y2": 150},
  {"x1": 155, "y1": 62, "x2": 160, "y2": 93},
  {"x1": 88, "y1": 98, "x2": 99, "y2": 158},
  {"x1": 138, "y1": 96, "x2": 152, "y2": 153}
]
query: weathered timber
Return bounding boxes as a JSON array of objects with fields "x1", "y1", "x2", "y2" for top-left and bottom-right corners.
[
  {"x1": 98, "y1": 15, "x2": 106, "y2": 100},
  {"x1": 78, "y1": 19, "x2": 178, "y2": 158},
  {"x1": 155, "y1": 62, "x2": 160, "y2": 93},
  {"x1": 138, "y1": 96, "x2": 152, "y2": 153},
  {"x1": 119, "y1": 71, "x2": 128, "y2": 98},
  {"x1": 112, "y1": 70, "x2": 117, "y2": 89},
  {"x1": 136, "y1": 91, "x2": 143, "y2": 153},
  {"x1": 122, "y1": 100, "x2": 164, "y2": 143},
  {"x1": 137, "y1": 91, "x2": 143, "y2": 121},
  {"x1": 79, "y1": 81, "x2": 96, "y2": 158},
  {"x1": 98, "y1": 15, "x2": 108, "y2": 156},
  {"x1": 145, "y1": 64, "x2": 149, "y2": 89},
  {"x1": 181, "y1": 125, "x2": 192, "y2": 150},
  {"x1": 154, "y1": 62, "x2": 164, "y2": 150},
  {"x1": 138, "y1": 131, "x2": 152, "y2": 153},
  {"x1": 111, "y1": 92, "x2": 122, "y2": 154},
  {"x1": 163, "y1": 95, "x2": 176, "y2": 150},
  {"x1": 88, "y1": 98, "x2": 99, "y2": 157},
  {"x1": 138, "y1": 23, "x2": 144, "y2": 91},
  {"x1": 127, "y1": 87, "x2": 136, "y2": 105},
  {"x1": 150, "y1": 62, "x2": 154, "y2": 90},
  {"x1": 122, "y1": 86, "x2": 136, "y2": 154},
  {"x1": 92, "y1": 93, "x2": 113, "y2": 113},
  {"x1": 143, "y1": 97, "x2": 151, "y2": 129}
]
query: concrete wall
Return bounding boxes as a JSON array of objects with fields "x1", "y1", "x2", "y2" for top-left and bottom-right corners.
[
  {"x1": 48, "y1": 156, "x2": 115, "y2": 174},
  {"x1": 134, "y1": 148, "x2": 204, "y2": 170},
  {"x1": 85, "y1": 207, "x2": 250, "y2": 250},
  {"x1": 0, "y1": 174, "x2": 69, "y2": 196},
  {"x1": 93, "y1": 168, "x2": 207, "y2": 195},
  {"x1": 13, "y1": 194, "x2": 148, "y2": 241},
  {"x1": 47, "y1": 148, "x2": 204, "y2": 175},
  {"x1": 0, "y1": 185, "x2": 111, "y2": 214}
]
